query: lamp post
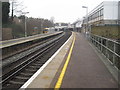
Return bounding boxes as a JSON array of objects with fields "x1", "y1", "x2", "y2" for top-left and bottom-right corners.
[
  {"x1": 21, "y1": 12, "x2": 29, "y2": 37},
  {"x1": 41, "y1": 20, "x2": 44, "y2": 34},
  {"x1": 82, "y1": 6, "x2": 88, "y2": 36}
]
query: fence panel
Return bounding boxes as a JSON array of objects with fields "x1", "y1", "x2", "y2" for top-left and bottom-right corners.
[{"x1": 89, "y1": 34, "x2": 120, "y2": 70}]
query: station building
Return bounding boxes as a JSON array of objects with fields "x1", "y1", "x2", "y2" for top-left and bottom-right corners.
[{"x1": 82, "y1": 1, "x2": 120, "y2": 40}]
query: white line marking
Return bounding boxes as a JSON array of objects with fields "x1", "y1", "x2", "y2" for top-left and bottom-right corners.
[{"x1": 20, "y1": 33, "x2": 72, "y2": 89}]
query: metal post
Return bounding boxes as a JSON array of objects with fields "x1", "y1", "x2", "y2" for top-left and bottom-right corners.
[
  {"x1": 93, "y1": 35, "x2": 95, "y2": 45},
  {"x1": 93, "y1": 35, "x2": 95, "y2": 44},
  {"x1": 41, "y1": 20, "x2": 43, "y2": 34},
  {"x1": 25, "y1": 16, "x2": 27, "y2": 37},
  {"x1": 20, "y1": 12, "x2": 29, "y2": 37},
  {"x1": 82, "y1": 6, "x2": 88, "y2": 37},
  {"x1": 113, "y1": 43, "x2": 116, "y2": 66},
  {"x1": 86, "y1": 7, "x2": 88, "y2": 33},
  {"x1": 11, "y1": 1, "x2": 14, "y2": 21},
  {"x1": 106, "y1": 40, "x2": 108, "y2": 57},
  {"x1": 98, "y1": 37, "x2": 100, "y2": 50},
  {"x1": 95, "y1": 36, "x2": 97, "y2": 46},
  {"x1": 101, "y1": 38, "x2": 103, "y2": 52},
  {"x1": 89, "y1": 25, "x2": 92, "y2": 41}
]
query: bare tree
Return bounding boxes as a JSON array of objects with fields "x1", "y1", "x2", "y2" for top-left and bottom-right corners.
[{"x1": 10, "y1": 0, "x2": 25, "y2": 21}]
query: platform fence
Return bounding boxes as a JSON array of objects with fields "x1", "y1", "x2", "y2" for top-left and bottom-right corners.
[{"x1": 88, "y1": 34, "x2": 120, "y2": 70}]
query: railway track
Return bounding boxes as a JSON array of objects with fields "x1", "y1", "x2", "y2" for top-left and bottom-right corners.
[
  {"x1": 2, "y1": 31, "x2": 71, "y2": 89},
  {"x1": 2, "y1": 32, "x2": 63, "y2": 60},
  {"x1": 2, "y1": 32, "x2": 63, "y2": 69}
]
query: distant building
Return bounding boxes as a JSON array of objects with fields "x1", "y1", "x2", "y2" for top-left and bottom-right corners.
[
  {"x1": 83, "y1": 1, "x2": 119, "y2": 26},
  {"x1": 82, "y1": 1, "x2": 120, "y2": 39}
]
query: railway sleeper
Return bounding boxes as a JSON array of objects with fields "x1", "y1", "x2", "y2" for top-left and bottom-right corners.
[
  {"x1": 34, "y1": 62, "x2": 45, "y2": 65},
  {"x1": 3, "y1": 83, "x2": 21, "y2": 88},
  {"x1": 25, "y1": 68, "x2": 37, "y2": 72},
  {"x1": 33, "y1": 61, "x2": 45, "y2": 64},
  {"x1": 20, "y1": 72, "x2": 33, "y2": 76},
  {"x1": 32, "y1": 63, "x2": 43, "y2": 66},
  {"x1": 38, "y1": 60, "x2": 47, "y2": 63},
  {"x1": 28, "y1": 65, "x2": 40, "y2": 69},
  {"x1": 36, "y1": 59, "x2": 46, "y2": 62},
  {"x1": 30, "y1": 64, "x2": 43, "y2": 67},
  {"x1": 9, "y1": 80, "x2": 25, "y2": 85},
  {"x1": 15, "y1": 76, "x2": 29, "y2": 80}
]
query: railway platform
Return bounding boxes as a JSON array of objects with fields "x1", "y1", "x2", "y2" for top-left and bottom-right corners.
[
  {"x1": 0, "y1": 31, "x2": 63, "y2": 48},
  {"x1": 20, "y1": 32, "x2": 118, "y2": 89},
  {"x1": 1, "y1": 31, "x2": 63, "y2": 61}
]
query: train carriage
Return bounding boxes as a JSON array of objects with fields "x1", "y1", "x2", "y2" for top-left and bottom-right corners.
[{"x1": 43, "y1": 28, "x2": 49, "y2": 33}]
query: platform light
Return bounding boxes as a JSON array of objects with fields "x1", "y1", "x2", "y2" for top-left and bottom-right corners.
[
  {"x1": 21, "y1": 12, "x2": 29, "y2": 37},
  {"x1": 82, "y1": 6, "x2": 88, "y2": 36}
]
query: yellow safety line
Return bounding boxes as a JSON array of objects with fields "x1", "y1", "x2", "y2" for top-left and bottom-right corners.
[{"x1": 54, "y1": 35, "x2": 76, "y2": 89}]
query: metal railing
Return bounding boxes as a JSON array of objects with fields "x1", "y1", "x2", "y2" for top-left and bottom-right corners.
[{"x1": 88, "y1": 34, "x2": 120, "y2": 70}]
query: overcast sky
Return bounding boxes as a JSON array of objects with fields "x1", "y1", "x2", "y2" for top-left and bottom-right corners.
[{"x1": 16, "y1": 0, "x2": 119, "y2": 23}]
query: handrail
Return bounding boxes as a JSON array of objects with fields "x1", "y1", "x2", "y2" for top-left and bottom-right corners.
[
  {"x1": 92, "y1": 34, "x2": 120, "y2": 45},
  {"x1": 88, "y1": 34, "x2": 120, "y2": 70}
]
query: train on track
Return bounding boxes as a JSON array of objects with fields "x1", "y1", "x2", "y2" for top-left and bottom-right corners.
[{"x1": 43, "y1": 28, "x2": 49, "y2": 33}]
